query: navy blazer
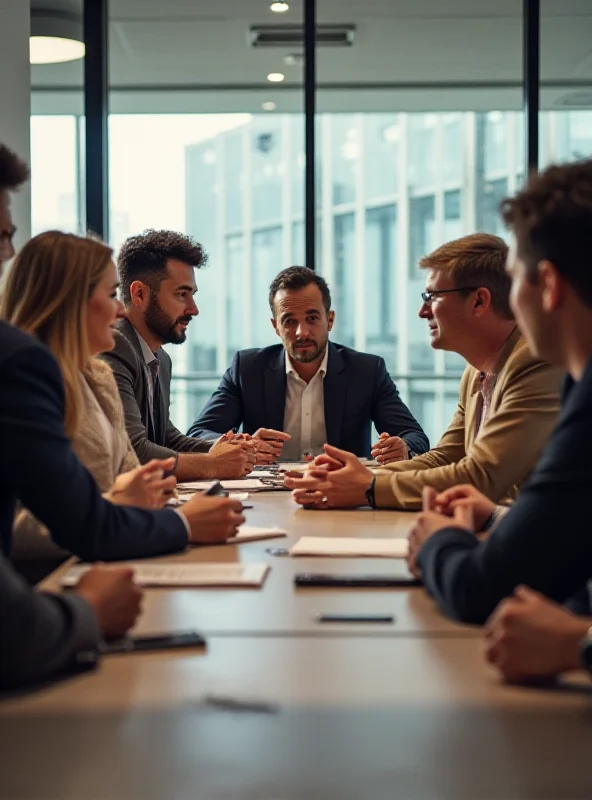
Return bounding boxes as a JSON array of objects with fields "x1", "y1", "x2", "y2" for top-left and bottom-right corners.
[
  {"x1": 0, "y1": 321, "x2": 188, "y2": 562},
  {"x1": 417, "y1": 361, "x2": 592, "y2": 625},
  {"x1": 188, "y1": 342, "x2": 429, "y2": 457}
]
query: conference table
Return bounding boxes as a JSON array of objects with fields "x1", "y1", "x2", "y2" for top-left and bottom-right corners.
[{"x1": 1, "y1": 491, "x2": 591, "y2": 799}]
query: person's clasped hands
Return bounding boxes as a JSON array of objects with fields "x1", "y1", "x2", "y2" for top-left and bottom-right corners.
[{"x1": 406, "y1": 484, "x2": 500, "y2": 577}]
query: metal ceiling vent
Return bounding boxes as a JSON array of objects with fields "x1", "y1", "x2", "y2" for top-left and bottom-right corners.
[{"x1": 249, "y1": 24, "x2": 355, "y2": 48}]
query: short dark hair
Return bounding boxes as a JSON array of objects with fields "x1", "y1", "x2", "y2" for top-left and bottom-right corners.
[
  {"x1": 419, "y1": 233, "x2": 513, "y2": 320},
  {"x1": 268, "y1": 266, "x2": 331, "y2": 315},
  {"x1": 118, "y1": 229, "x2": 207, "y2": 304},
  {"x1": 501, "y1": 159, "x2": 592, "y2": 309},
  {"x1": 0, "y1": 144, "x2": 29, "y2": 193}
]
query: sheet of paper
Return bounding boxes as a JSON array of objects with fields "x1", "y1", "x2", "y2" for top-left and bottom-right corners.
[
  {"x1": 61, "y1": 562, "x2": 270, "y2": 588},
  {"x1": 220, "y1": 479, "x2": 267, "y2": 490},
  {"x1": 290, "y1": 536, "x2": 409, "y2": 559},
  {"x1": 246, "y1": 470, "x2": 278, "y2": 479},
  {"x1": 170, "y1": 491, "x2": 249, "y2": 505},
  {"x1": 228, "y1": 525, "x2": 288, "y2": 544},
  {"x1": 177, "y1": 479, "x2": 267, "y2": 491}
]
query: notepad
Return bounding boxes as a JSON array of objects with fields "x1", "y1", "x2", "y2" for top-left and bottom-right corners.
[
  {"x1": 61, "y1": 562, "x2": 270, "y2": 588},
  {"x1": 178, "y1": 479, "x2": 267, "y2": 491},
  {"x1": 290, "y1": 536, "x2": 409, "y2": 559},
  {"x1": 228, "y1": 525, "x2": 288, "y2": 544}
]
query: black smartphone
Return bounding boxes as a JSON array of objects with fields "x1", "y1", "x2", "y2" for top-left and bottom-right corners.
[
  {"x1": 294, "y1": 573, "x2": 421, "y2": 588},
  {"x1": 202, "y1": 481, "x2": 227, "y2": 497},
  {"x1": 99, "y1": 630, "x2": 206, "y2": 655},
  {"x1": 317, "y1": 613, "x2": 394, "y2": 623}
]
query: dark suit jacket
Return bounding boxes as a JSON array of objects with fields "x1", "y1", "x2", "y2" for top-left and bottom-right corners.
[
  {"x1": 102, "y1": 318, "x2": 211, "y2": 464},
  {"x1": 0, "y1": 552, "x2": 100, "y2": 689},
  {"x1": 0, "y1": 321, "x2": 188, "y2": 687},
  {"x1": 188, "y1": 343, "x2": 429, "y2": 458},
  {"x1": 0, "y1": 320, "x2": 188, "y2": 562},
  {"x1": 417, "y1": 360, "x2": 592, "y2": 625}
]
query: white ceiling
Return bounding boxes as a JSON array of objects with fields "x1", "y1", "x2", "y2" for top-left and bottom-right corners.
[{"x1": 30, "y1": 0, "x2": 592, "y2": 113}]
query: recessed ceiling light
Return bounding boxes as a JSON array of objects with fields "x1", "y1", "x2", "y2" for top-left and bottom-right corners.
[
  {"x1": 267, "y1": 72, "x2": 285, "y2": 83},
  {"x1": 262, "y1": 101, "x2": 277, "y2": 111},
  {"x1": 284, "y1": 53, "x2": 303, "y2": 66},
  {"x1": 270, "y1": 1, "x2": 289, "y2": 12},
  {"x1": 30, "y1": 10, "x2": 85, "y2": 64}
]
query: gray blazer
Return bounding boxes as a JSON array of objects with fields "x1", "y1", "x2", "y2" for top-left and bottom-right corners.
[
  {"x1": 0, "y1": 552, "x2": 100, "y2": 689},
  {"x1": 102, "y1": 319, "x2": 211, "y2": 464}
]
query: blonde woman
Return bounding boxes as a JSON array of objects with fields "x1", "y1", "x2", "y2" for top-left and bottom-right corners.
[{"x1": 2, "y1": 231, "x2": 176, "y2": 522}]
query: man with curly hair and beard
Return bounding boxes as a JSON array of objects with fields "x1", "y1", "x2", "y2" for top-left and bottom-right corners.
[{"x1": 104, "y1": 229, "x2": 255, "y2": 481}]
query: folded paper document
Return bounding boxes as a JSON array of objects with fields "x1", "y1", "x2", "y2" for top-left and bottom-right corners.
[
  {"x1": 62, "y1": 562, "x2": 270, "y2": 588},
  {"x1": 290, "y1": 537, "x2": 409, "y2": 558},
  {"x1": 228, "y1": 525, "x2": 288, "y2": 544}
]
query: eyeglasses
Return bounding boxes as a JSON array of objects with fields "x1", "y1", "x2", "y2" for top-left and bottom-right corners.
[{"x1": 421, "y1": 287, "x2": 478, "y2": 304}]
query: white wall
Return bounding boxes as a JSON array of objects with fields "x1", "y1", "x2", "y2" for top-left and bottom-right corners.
[{"x1": 0, "y1": 0, "x2": 31, "y2": 244}]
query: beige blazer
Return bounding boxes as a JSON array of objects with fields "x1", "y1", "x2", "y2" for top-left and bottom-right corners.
[
  {"x1": 374, "y1": 330, "x2": 562, "y2": 510},
  {"x1": 73, "y1": 358, "x2": 139, "y2": 491},
  {"x1": 12, "y1": 358, "x2": 138, "y2": 562}
]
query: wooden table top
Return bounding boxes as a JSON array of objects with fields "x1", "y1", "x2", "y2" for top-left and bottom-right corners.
[
  {"x1": 1, "y1": 636, "x2": 590, "y2": 799},
  {"x1": 41, "y1": 492, "x2": 474, "y2": 637},
  {"x1": 8, "y1": 492, "x2": 590, "y2": 799}
]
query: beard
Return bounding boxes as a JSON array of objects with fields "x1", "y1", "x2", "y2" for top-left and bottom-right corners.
[
  {"x1": 289, "y1": 337, "x2": 327, "y2": 364},
  {"x1": 145, "y1": 294, "x2": 192, "y2": 345}
]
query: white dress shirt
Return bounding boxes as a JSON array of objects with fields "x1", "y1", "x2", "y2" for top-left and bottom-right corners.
[{"x1": 281, "y1": 347, "x2": 329, "y2": 461}]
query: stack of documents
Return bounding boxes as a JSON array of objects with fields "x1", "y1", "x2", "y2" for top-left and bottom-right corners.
[
  {"x1": 290, "y1": 537, "x2": 409, "y2": 558},
  {"x1": 61, "y1": 562, "x2": 270, "y2": 588},
  {"x1": 178, "y1": 479, "x2": 268, "y2": 491},
  {"x1": 228, "y1": 525, "x2": 287, "y2": 544}
]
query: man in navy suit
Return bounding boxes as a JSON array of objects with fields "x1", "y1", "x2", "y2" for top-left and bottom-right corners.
[{"x1": 188, "y1": 267, "x2": 429, "y2": 463}]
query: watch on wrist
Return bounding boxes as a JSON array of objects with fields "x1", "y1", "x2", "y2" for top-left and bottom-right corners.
[
  {"x1": 579, "y1": 626, "x2": 592, "y2": 674},
  {"x1": 365, "y1": 476, "x2": 377, "y2": 509}
]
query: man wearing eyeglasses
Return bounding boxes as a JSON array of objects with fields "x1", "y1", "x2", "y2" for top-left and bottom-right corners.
[{"x1": 287, "y1": 233, "x2": 562, "y2": 510}]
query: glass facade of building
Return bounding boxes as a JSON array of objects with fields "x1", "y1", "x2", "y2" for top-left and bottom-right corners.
[{"x1": 30, "y1": 109, "x2": 592, "y2": 445}]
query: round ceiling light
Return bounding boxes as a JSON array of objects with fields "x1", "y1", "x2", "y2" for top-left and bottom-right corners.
[
  {"x1": 284, "y1": 53, "x2": 303, "y2": 66},
  {"x1": 270, "y1": 2, "x2": 289, "y2": 12},
  {"x1": 267, "y1": 72, "x2": 285, "y2": 83},
  {"x1": 30, "y1": 9, "x2": 85, "y2": 64},
  {"x1": 262, "y1": 101, "x2": 277, "y2": 111}
]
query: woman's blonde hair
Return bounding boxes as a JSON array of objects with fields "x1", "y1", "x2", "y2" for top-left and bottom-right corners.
[{"x1": 2, "y1": 230, "x2": 114, "y2": 437}]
